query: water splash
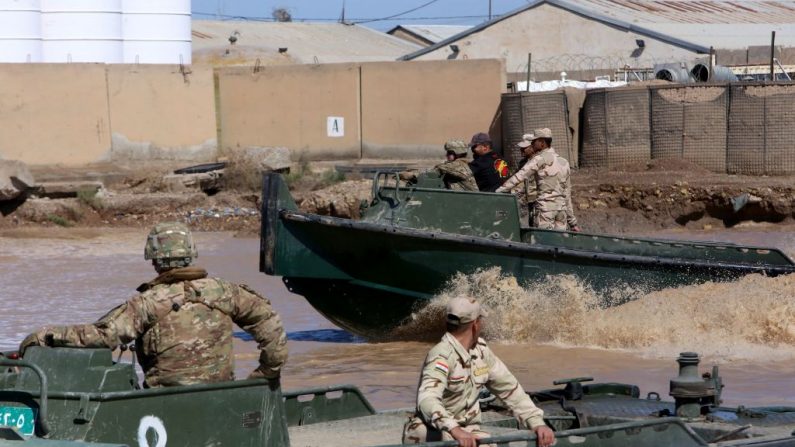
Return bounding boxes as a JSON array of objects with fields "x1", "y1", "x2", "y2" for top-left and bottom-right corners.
[{"x1": 393, "y1": 268, "x2": 795, "y2": 361}]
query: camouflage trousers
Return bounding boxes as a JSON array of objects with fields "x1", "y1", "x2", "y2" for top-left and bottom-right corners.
[
  {"x1": 402, "y1": 415, "x2": 494, "y2": 446},
  {"x1": 534, "y1": 209, "x2": 567, "y2": 230}
]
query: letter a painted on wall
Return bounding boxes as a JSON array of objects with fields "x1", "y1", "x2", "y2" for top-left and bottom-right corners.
[{"x1": 327, "y1": 116, "x2": 344, "y2": 138}]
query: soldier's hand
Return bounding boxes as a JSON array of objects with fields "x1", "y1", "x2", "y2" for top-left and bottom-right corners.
[
  {"x1": 570, "y1": 225, "x2": 581, "y2": 232},
  {"x1": 449, "y1": 427, "x2": 478, "y2": 447},
  {"x1": 533, "y1": 425, "x2": 555, "y2": 447},
  {"x1": 248, "y1": 366, "x2": 279, "y2": 380},
  {"x1": 19, "y1": 329, "x2": 49, "y2": 356}
]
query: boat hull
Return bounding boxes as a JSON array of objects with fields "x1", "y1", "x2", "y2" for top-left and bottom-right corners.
[{"x1": 260, "y1": 173, "x2": 795, "y2": 338}]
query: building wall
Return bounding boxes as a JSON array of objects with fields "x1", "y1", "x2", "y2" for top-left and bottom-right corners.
[
  {"x1": 412, "y1": 3, "x2": 704, "y2": 76},
  {"x1": 0, "y1": 64, "x2": 111, "y2": 164},
  {"x1": 360, "y1": 59, "x2": 506, "y2": 158},
  {"x1": 217, "y1": 63, "x2": 362, "y2": 160},
  {"x1": 107, "y1": 64, "x2": 217, "y2": 161}
]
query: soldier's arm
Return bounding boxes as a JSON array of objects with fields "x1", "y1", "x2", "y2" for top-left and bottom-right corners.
[
  {"x1": 231, "y1": 284, "x2": 288, "y2": 379},
  {"x1": 417, "y1": 355, "x2": 459, "y2": 433},
  {"x1": 496, "y1": 160, "x2": 536, "y2": 193},
  {"x1": 483, "y1": 348, "x2": 546, "y2": 430},
  {"x1": 435, "y1": 162, "x2": 470, "y2": 181},
  {"x1": 20, "y1": 297, "x2": 149, "y2": 353}
]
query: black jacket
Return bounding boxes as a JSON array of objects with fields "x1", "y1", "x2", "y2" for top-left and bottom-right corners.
[{"x1": 469, "y1": 151, "x2": 509, "y2": 192}]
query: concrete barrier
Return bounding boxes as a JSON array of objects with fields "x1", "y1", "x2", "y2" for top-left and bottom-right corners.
[
  {"x1": 0, "y1": 64, "x2": 111, "y2": 165},
  {"x1": 217, "y1": 63, "x2": 362, "y2": 161},
  {"x1": 106, "y1": 65, "x2": 217, "y2": 161},
  {"x1": 360, "y1": 59, "x2": 506, "y2": 158}
]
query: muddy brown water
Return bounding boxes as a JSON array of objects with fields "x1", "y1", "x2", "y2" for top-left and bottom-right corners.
[{"x1": 1, "y1": 225, "x2": 794, "y2": 410}]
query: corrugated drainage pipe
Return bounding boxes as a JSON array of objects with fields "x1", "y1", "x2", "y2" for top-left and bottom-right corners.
[
  {"x1": 691, "y1": 64, "x2": 738, "y2": 82},
  {"x1": 655, "y1": 67, "x2": 692, "y2": 83}
]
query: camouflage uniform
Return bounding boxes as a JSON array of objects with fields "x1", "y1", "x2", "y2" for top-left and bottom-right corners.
[
  {"x1": 402, "y1": 333, "x2": 545, "y2": 443},
  {"x1": 496, "y1": 147, "x2": 577, "y2": 231},
  {"x1": 20, "y1": 222, "x2": 288, "y2": 388},
  {"x1": 435, "y1": 158, "x2": 478, "y2": 192}
]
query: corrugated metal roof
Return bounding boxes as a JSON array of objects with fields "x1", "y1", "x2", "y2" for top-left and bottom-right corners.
[
  {"x1": 571, "y1": 0, "x2": 795, "y2": 24},
  {"x1": 402, "y1": 0, "x2": 795, "y2": 60},
  {"x1": 192, "y1": 21, "x2": 421, "y2": 65},
  {"x1": 388, "y1": 25, "x2": 471, "y2": 44}
]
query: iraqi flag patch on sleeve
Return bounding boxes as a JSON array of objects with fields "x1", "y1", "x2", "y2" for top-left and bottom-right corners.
[{"x1": 434, "y1": 361, "x2": 449, "y2": 374}]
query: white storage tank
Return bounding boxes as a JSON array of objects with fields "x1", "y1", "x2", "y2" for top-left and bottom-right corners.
[
  {"x1": 41, "y1": 0, "x2": 123, "y2": 63},
  {"x1": 0, "y1": 0, "x2": 42, "y2": 62},
  {"x1": 122, "y1": 0, "x2": 191, "y2": 64}
]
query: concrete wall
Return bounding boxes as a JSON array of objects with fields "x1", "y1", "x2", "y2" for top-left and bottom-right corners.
[
  {"x1": 413, "y1": 3, "x2": 704, "y2": 77},
  {"x1": 0, "y1": 64, "x2": 111, "y2": 165},
  {"x1": 0, "y1": 64, "x2": 218, "y2": 166},
  {"x1": 107, "y1": 65, "x2": 217, "y2": 161},
  {"x1": 360, "y1": 59, "x2": 506, "y2": 158},
  {"x1": 217, "y1": 63, "x2": 362, "y2": 160}
]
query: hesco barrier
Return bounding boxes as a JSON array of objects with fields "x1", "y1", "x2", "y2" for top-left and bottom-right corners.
[
  {"x1": 581, "y1": 87, "x2": 651, "y2": 168},
  {"x1": 500, "y1": 91, "x2": 573, "y2": 170},
  {"x1": 727, "y1": 83, "x2": 795, "y2": 175},
  {"x1": 650, "y1": 85, "x2": 728, "y2": 173}
]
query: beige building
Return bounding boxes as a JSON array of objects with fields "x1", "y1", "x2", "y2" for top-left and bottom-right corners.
[
  {"x1": 400, "y1": 0, "x2": 795, "y2": 80},
  {"x1": 192, "y1": 21, "x2": 421, "y2": 66}
]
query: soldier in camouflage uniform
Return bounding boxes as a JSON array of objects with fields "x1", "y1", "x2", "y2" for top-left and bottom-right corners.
[
  {"x1": 19, "y1": 222, "x2": 288, "y2": 388},
  {"x1": 496, "y1": 129, "x2": 580, "y2": 232},
  {"x1": 400, "y1": 140, "x2": 478, "y2": 192},
  {"x1": 435, "y1": 139, "x2": 479, "y2": 192},
  {"x1": 402, "y1": 297, "x2": 555, "y2": 447}
]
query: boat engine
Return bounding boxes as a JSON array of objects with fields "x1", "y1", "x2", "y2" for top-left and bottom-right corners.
[{"x1": 669, "y1": 352, "x2": 723, "y2": 419}]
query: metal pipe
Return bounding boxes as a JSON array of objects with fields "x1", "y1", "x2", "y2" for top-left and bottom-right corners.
[
  {"x1": 770, "y1": 31, "x2": 776, "y2": 81},
  {"x1": 526, "y1": 52, "x2": 532, "y2": 90},
  {"x1": 774, "y1": 58, "x2": 792, "y2": 81},
  {"x1": 0, "y1": 359, "x2": 50, "y2": 436},
  {"x1": 691, "y1": 63, "x2": 737, "y2": 82}
]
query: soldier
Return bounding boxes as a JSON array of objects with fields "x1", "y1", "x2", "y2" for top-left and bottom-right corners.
[
  {"x1": 468, "y1": 132, "x2": 509, "y2": 192},
  {"x1": 436, "y1": 139, "x2": 479, "y2": 191},
  {"x1": 400, "y1": 139, "x2": 478, "y2": 192},
  {"x1": 495, "y1": 129, "x2": 580, "y2": 232},
  {"x1": 402, "y1": 296, "x2": 555, "y2": 447},
  {"x1": 19, "y1": 222, "x2": 288, "y2": 388}
]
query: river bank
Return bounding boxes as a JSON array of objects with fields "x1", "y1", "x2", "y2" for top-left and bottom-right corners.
[{"x1": 2, "y1": 159, "x2": 795, "y2": 236}]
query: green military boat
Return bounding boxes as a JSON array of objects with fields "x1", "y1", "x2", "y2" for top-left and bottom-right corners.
[
  {"x1": 2, "y1": 347, "x2": 795, "y2": 446},
  {"x1": 259, "y1": 172, "x2": 795, "y2": 338}
]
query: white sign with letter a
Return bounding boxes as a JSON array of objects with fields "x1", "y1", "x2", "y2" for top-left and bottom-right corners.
[{"x1": 327, "y1": 116, "x2": 344, "y2": 137}]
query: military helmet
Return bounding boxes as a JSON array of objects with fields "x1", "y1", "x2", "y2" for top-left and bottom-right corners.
[
  {"x1": 444, "y1": 139, "x2": 468, "y2": 153},
  {"x1": 144, "y1": 222, "x2": 197, "y2": 269}
]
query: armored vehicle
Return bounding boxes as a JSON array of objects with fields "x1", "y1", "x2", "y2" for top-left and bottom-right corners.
[
  {"x1": 259, "y1": 172, "x2": 795, "y2": 338},
  {"x1": 1, "y1": 347, "x2": 795, "y2": 446}
]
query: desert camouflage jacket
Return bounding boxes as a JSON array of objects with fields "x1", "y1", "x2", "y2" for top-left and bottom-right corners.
[
  {"x1": 496, "y1": 148, "x2": 577, "y2": 226},
  {"x1": 434, "y1": 159, "x2": 479, "y2": 192},
  {"x1": 415, "y1": 333, "x2": 545, "y2": 432},
  {"x1": 22, "y1": 268, "x2": 287, "y2": 387}
]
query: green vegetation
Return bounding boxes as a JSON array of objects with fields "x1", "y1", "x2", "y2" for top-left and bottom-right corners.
[
  {"x1": 76, "y1": 188, "x2": 103, "y2": 210},
  {"x1": 46, "y1": 214, "x2": 74, "y2": 227}
]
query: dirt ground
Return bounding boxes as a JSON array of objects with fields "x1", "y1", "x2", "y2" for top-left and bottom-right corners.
[{"x1": 2, "y1": 159, "x2": 794, "y2": 237}]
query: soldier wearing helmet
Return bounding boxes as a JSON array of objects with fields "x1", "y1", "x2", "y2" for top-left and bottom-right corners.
[
  {"x1": 399, "y1": 139, "x2": 478, "y2": 192},
  {"x1": 436, "y1": 139, "x2": 478, "y2": 191},
  {"x1": 20, "y1": 222, "x2": 288, "y2": 388}
]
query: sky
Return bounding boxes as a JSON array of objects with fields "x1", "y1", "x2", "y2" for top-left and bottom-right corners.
[{"x1": 192, "y1": 0, "x2": 533, "y2": 31}]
